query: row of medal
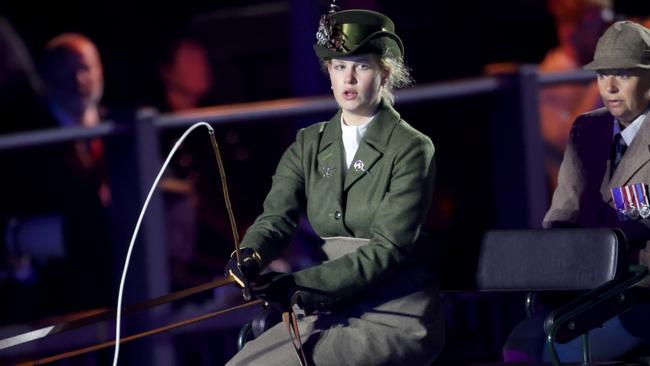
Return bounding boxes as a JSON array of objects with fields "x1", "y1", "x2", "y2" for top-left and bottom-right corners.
[{"x1": 611, "y1": 183, "x2": 650, "y2": 220}]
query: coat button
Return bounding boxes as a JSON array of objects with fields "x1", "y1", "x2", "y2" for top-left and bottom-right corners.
[{"x1": 334, "y1": 211, "x2": 342, "y2": 220}]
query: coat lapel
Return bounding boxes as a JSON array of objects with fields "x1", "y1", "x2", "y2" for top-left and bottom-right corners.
[
  {"x1": 602, "y1": 113, "x2": 650, "y2": 203},
  {"x1": 343, "y1": 102, "x2": 400, "y2": 191},
  {"x1": 317, "y1": 110, "x2": 344, "y2": 204}
]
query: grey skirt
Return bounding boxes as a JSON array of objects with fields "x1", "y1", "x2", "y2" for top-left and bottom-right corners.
[{"x1": 226, "y1": 237, "x2": 445, "y2": 366}]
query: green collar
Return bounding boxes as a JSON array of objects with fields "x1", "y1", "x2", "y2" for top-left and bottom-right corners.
[{"x1": 318, "y1": 100, "x2": 401, "y2": 152}]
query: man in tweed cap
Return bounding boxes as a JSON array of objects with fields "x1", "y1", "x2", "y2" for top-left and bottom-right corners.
[{"x1": 506, "y1": 21, "x2": 650, "y2": 362}]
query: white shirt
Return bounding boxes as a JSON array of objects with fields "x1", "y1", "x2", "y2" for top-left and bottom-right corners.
[
  {"x1": 614, "y1": 109, "x2": 649, "y2": 145},
  {"x1": 341, "y1": 115, "x2": 374, "y2": 173}
]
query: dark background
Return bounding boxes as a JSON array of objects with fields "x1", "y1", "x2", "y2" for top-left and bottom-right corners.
[
  {"x1": 0, "y1": 0, "x2": 556, "y2": 106},
  {"x1": 0, "y1": 1, "x2": 565, "y2": 364}
]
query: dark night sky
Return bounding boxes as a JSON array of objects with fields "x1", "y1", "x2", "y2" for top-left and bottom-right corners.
[{"x1": 1, "y1": 0, "x2": 557, "y2": 108}]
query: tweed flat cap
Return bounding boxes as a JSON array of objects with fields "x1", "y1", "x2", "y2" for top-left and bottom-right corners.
[{"x1": 584, "y1": 21, "x2": 650, "y2": 70}]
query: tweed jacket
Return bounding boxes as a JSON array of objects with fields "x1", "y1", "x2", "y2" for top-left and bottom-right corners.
[
  {"x1": 240, "y1": 100, "x2": 436, "y2": 299},
  {"x1": 544, "y1": 107, "x2": 650, "y2": 257}
]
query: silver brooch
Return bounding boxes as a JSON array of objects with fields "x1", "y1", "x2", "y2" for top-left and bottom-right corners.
[
  {"x1": 321, "y1": 165, "x2": 335, "y2": 178},
  {"x1": 353, "y1": 160, "x2": 365, "y2": 173}
]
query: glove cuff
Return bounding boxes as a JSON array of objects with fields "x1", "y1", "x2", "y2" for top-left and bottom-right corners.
[{"x1": 231, "y1": 247, "x2": 262, "y2": 267}]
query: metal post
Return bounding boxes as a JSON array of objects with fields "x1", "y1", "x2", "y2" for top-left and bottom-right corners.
[
  {"x1": 489, "y1": 65, "x2": 547, "y2": 228},
  {"x1": 134, "y1": 111, "x2": 175, "y2": 366},
  {"x1": 517, "y1": 64, "x2": 549, "y2": 228},
  {"x1": 581, "y1": 332, "x2": 591, "y2": 365},
  {"x1": 108, "y1": 110, "x2": 174, "y2": 365}
]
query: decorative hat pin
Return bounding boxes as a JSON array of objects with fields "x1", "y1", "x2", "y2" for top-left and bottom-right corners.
[
  {"x1": 312, "y1": 6, "x2": 404, "y2": 61},
  {"x1": 316, "y1": 0, "x2": 345, "y2": 52}
]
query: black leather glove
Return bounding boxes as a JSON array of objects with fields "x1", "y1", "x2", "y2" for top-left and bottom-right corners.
[
  {"x1": 251, "y1": 272, "x2": 297, "y2": 312},
  {"x1": 291, "y1": 289, "x2": 337, "y2": 315},
  {"x1": 252, "y1": 272, "x2": 338, "y2": 315},
  {"x1": 225, "y1": 248, "x2": 261, "y2": 288}
]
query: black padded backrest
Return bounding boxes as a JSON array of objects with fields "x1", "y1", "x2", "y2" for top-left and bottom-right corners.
[{"x1": 476, "y1": 228, "x2": 622, "y2": 291}]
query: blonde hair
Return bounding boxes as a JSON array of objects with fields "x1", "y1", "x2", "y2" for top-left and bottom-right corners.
[
  {"x1": 378, "y1": 53, "x2": 413, "y2": 105},
  {"x1": 322, "y1": 52, "x2": 413, "y2": 105}
]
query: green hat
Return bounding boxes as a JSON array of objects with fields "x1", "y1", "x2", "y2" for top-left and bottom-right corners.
[
  {"x1": 313, "y1": 9, "x2": 404, "y2": 60},
  {"x1": 584, "y1": 21, "x2": 650, "y2": 70}
]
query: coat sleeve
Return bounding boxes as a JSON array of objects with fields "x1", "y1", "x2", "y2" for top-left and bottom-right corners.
[
  {"x1": 239, "y1": 129, "x2": 306, "y2": 265},
  {"x1": 293, "y1": 133, "x2": 436, "y2": 299},
  {"x1": 543, "y1": 117, "x2": 584, "y2": 228}
]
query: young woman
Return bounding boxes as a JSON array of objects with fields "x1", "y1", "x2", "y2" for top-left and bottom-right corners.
[{"x1": 226, "y1": 8, "x2": 444, "y2": 365}]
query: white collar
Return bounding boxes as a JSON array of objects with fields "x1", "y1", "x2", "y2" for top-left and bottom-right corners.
[
  {"x1": 340, "y1": 114, "x2": 375, "y2": 172},
  {"x1": 614, "y1": 108, "x2": 649, "y2": 145},
  {"x1": 340, "y1": 114, "x2": 375, "y2": 133}
]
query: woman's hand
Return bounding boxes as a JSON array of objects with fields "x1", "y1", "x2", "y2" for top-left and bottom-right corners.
[
  {"x1": 292, "y1": 289, "x2": 336, "y2": 315},
  {"x1": 252, "y1": 272, "x2": 337, "y2": 314},
  {"x1": 252, "y1": 272, "x2": 297, "y2": 311},
  {"x1": 224, "y1": 248, "x2": 261, "y2": 288}
]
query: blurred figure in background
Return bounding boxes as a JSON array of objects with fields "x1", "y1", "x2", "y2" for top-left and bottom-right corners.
[
  {"x1": 0, "y1": 32, "x2": 112, "y2": 323},
  {"x1": 43, "y1": 33, "x2": 105, "y2": 128},
  {"x1": 156, "y1": 37, "x2": 214, "y2": 112},
  {"x1": 148, "y1": 37, "x2": 230, "y2": 298},
  {"x1": 0, "y1": 15, "x2": 47, "y2": 134},
  {"x1": 539, "y1": 0, "x2": 606, "y2": 192},
  {"x1": 42, "y1": 32, "x2": 110, "y2": 206},
  {"x1": 0, "y1": 15, "x2": 50, "y2": 323},
  {"x1": 481, "y1": 0, "x2": 606, "y2": 194}
]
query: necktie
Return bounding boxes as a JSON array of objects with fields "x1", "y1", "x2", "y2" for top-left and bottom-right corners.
[{"x1": 611, "y1": 132, "x2": 627, "y2": 176}]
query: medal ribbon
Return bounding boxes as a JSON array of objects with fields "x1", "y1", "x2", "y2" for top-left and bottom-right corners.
[{"x1": 611, "y1": 186, "x2": 626, "y2": 212}]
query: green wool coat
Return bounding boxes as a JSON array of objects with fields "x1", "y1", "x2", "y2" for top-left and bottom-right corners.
[{"x1": 240, "y1": 100, "x2": 436, "y2": 300}]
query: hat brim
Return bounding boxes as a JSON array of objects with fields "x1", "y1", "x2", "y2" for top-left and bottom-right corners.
[
  {"x1": 314, "y1": 31, "x2": 403, "y2": 60},
  {"x1": 584, "y1": 58, "x2": 650, "y2": 70}
]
